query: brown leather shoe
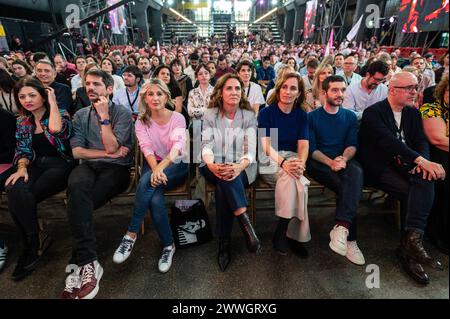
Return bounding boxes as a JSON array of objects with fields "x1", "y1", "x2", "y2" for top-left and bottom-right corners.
[
  {"x1": 402, "y1": 230, "x2": 444, "y2": 270},
  {"x1": 396, "y1": 247, "x2": 430, "y2": 285},
  {"x1": 38, "y1": 230, "x2": 53, "y2": 257}
]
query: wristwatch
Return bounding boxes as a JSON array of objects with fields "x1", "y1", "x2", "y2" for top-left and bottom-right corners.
[{"x1": 99, "y1": 119, "x2": 111, "y2": 125}]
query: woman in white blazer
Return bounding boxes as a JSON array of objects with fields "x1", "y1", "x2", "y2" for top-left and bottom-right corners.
[{"x1": 200, "y1": 73, "x2": 260, "y2": 272}]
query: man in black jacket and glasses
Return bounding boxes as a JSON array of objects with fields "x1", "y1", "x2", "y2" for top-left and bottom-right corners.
[{"x1": 359, "y1": 72, "x2": 446, "y2": 285}]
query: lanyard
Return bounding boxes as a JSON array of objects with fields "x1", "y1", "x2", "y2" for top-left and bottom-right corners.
[
  {"x1": 345, "y1": 74, "x2": 353, "y2": 86},
  {"x1": 245, "y1": 83, "x2": 251, "y2": 98},
  {"x1": 126, "y1": 87, "x2": 140, "y2": 113},
  {"x1": 1, "y1": 92, "x2": 13, "y2": 113}
]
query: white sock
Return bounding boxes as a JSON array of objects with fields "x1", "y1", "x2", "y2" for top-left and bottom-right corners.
[
  {"x1": 164, "y1": 244, "x2": 174, "y2": 250},
  {"x1": 124, "y1": 234, "x2": 136, "y2": 242}
]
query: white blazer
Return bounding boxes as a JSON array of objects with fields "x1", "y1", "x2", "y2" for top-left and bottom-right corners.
[{"x1": 201, "y1": 107, "x2": 258, "y2": 184}]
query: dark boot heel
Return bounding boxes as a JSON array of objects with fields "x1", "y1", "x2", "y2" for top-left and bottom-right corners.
[
  {"x1": 218, "y1": 237, "x2": 231, "y2": 272},
  {"x1": 237, "y1": 213, "x2": 261, "y2": 253}
]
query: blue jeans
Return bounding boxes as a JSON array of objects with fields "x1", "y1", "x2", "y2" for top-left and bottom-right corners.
[
  {"x1": 128, "y1": 162, "x2": 188, "y2": 246},
  {"x1": 307, "y1": 159, "x2": 364, "y2": 241},
  {"x1": 200, "y1": 165, "x2": 249, "y2": 238}
]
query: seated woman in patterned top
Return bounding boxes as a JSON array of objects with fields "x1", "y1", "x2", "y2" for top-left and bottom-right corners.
[
  {"x1": 420, "y1": 74, "x2": 449, "y2": 254},
  {"x1": 187, "y1": 64, "x2": 214, "y2": 121},
  {"x1": 5, "y1": 77, "x2": 74, "y2": 281}
]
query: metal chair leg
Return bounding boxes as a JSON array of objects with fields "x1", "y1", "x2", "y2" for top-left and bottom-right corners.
[
  {"x1": 395, "y1": 200, "x2": 402, "y2": 231},
  {"x1": 251, "y1": 188, "x2": 256, "y2": 225}
]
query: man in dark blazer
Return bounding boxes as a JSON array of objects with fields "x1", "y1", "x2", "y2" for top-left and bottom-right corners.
[
  {"x1": 34, "y1": 60, "x2": 73, "y2": 114},
  {"x1": 359, "y1": 72, "x2": 446, "y2": 285}
]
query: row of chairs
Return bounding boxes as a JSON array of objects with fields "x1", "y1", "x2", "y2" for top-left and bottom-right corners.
[{"x1": 0, "y1": 131, "x2": 401, "y2": 235}]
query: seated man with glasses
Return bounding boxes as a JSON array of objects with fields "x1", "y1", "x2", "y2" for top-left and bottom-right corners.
[
  {"x1": 359, "y1": 72, "x2": 446, "y2": 285},
  {"x1": 336, "y1": 55, "x2": 362, "y2": 86},
  {"x1": 343, "y1": 60, "x2": 389, "y2": 120}
]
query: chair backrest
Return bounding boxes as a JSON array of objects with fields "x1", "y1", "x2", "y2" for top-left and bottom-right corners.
[{"x1": 134, "y1": 128, "x2": 191, "y2": 194}]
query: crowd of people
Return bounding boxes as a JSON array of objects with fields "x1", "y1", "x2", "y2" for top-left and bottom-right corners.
[{"x1": 0, "y1": 36, "x2": 448, "y2": 298}]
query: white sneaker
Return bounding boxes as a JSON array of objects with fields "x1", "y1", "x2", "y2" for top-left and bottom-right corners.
[
  {"x1": 345, "y1": 241, "x2": 365, "y2": 265},
  {"x1": 0, "y1": 242, "x2": 7, "y2": 271},
  {"x1": 113, "y1": 235, "x2": 136, "y2": 264},
  {"x1": 61, "y1": 266, "x2": 81, "y2": 299},
  {"x1": 158, "y1": 245, "x2": 175, "y2": 273},
  {"x1": 329, "y1": 225, "x2": 349, "y2": 256}
]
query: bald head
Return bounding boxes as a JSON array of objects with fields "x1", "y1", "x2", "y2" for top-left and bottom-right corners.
[
  {"x1": 388, "y1": 72, "x2": 419, "y2": 108},
  {"x1": 389, "y1": 72, "x2": 418, "y2": 87}
]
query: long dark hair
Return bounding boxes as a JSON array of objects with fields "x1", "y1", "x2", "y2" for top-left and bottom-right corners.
[
  {"x1": 0, "y1": 69, "x2": 16, "y2": 93},
  {"x1": 152, "y1": 64, "x2": 181, "y2": 95},
  {"x1": 14, "y1": 77, "x2": 50, "y2": 118},
  {"x1": 101, "y1": 57, "x2": 117, "y2": 74},
  {"x1": 11, "y1": 60, "x2": 33, "y2": 76}
]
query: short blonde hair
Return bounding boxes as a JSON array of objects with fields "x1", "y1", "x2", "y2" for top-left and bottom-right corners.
[{"x1": 139, "y1": 79, "x2": 174, "y2": 124}]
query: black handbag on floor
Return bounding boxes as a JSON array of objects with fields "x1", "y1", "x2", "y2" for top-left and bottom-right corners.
[{"x1": 170, "y1": 199, "x2": 213, "y2": 249}]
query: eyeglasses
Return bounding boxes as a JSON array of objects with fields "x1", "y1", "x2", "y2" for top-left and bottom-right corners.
[
  {"x1": 393, "y1": 85, "x2": 419, "y2": 93},
  {"x1": 372, "y1": 76, "x2": 386, "y2": 83}
]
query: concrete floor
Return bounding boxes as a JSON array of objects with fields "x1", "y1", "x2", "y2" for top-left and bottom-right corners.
[{"x1": 0, "y1": 190, "x2": 448, "y2": 299}]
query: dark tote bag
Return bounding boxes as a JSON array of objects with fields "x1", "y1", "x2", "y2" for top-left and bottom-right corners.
[{"x1": 170, "y1": 199, "x2": 213, "y2": 249}]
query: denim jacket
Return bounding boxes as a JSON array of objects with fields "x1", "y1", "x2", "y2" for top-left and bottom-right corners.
[{"x1": 13, "y1": 110, "x2": 73, "y2": 165}]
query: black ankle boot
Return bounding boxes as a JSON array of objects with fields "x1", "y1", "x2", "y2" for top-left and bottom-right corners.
[
  {"x1": 273, "y1": 218, "x2": 289, "y2": 255},
  {"x1": 12, "y1": 234, "x2": 40, "y2": 281},
  {"x1": 237, "y1": 213, "x2": 261, "y2": 253},
  {"x1": 218, "y1": 237, "x2": 231, "y2": 272},
  {"x1": 401, "y1": 229, "x2": 444, "y2": 270},
  {"x1": 287, "y1": 238, "x2": 309, "y2": 258},
  {"x1": 396, "y1": 247, "x2": 430, "y2": 285}
]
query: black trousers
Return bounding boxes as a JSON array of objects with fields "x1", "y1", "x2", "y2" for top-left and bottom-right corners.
[
  {"x1": 6, "y1": 157, "x2": 74, "y2": 240},
  {"x1": 426, "y1": 146, "x2": 448, "y2": 243},
  {"x1": 0, "y1": 167, "x2": 14, "y2": 192},
  {"x1": 1, "y1": 166, "x2": 15, "y2": 243},
  {"x1": 66, "y1": 161, "x2": 130, "y2": 266},
  {"x1": 307, "y1": 159, "x2": 364, "y2": 241},
  {"x1": 372, "y1": 164, "x2": 435, "y2": 233}
]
